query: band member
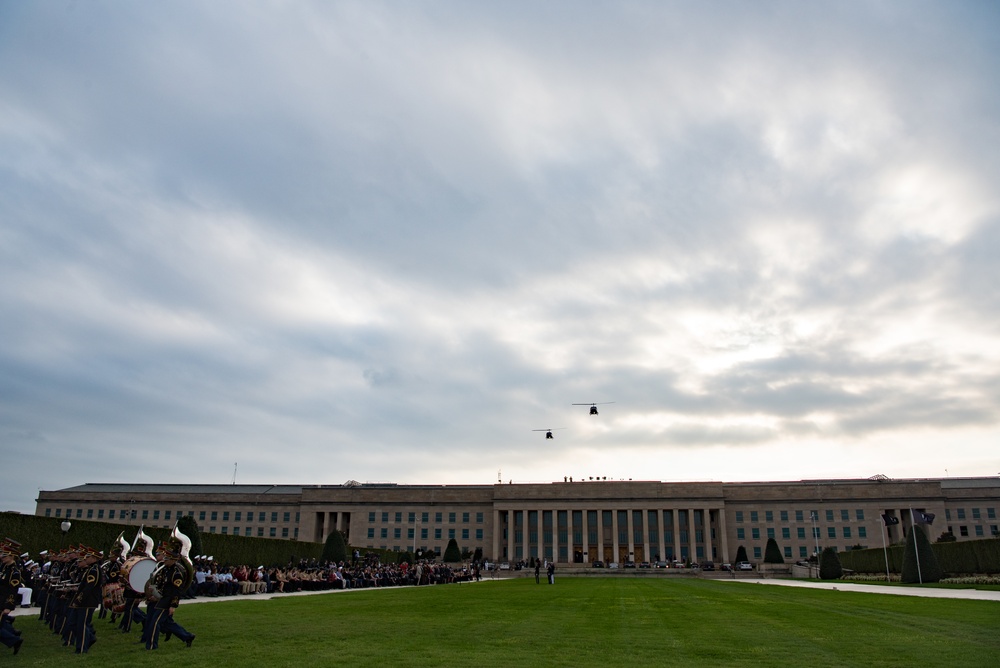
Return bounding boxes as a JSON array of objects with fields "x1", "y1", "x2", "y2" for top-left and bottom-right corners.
[
  {"x1": 69, "y1": 545, "x2": 104, "y2": 653},
  {"x1": 145, "y1": 526, "x2": 195, "y2": 650},
  {"x1": 120, "y1": 528, "x2": 154, "y2": 634},
  {"x1": 0, "y1": 539, "x2": 25, "y2": 655},
  {"x1": 99, "y1": 533, "x2": 128, "y2": 623}
]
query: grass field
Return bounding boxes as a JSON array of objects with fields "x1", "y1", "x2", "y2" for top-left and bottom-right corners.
[{"x1": 10, "y1": 578, "x2": 1000, "y2": 666}]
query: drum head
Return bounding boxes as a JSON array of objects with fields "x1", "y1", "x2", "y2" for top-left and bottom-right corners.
[{"x1": 123, "y1": 557, "x2": 156, "y2": 593}]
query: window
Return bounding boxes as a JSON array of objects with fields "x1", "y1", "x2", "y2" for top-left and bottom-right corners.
[
  {"x1": 737, "y1": 528, "x2": 745, "y2": 540},
  {"x1": 799, "y1": 546, "x2": 808, "y2": 558},
  {"x1": 435, "y1": 528, "x2": 442, "y2": 540},
  {"x1": 46, "y1": 508, "x2": 52, "y2": 517},
  {"x1": 142, "y1": 510, "x2": 149, "y2": 520},
  {"x1": 259, "y1": 512, "x2": 266, "y2": 522},
  {"x1": 381, "y1": 528, "x2": 388, "y2": 539},
  {"x1": 199, "y1": 511, "x2": 206, "y2": 520},
  {"x1": 368, "y1": 528, "x2": 375, "y2": 538},
  {"x1": 827, "y1": 527, "x2": 836, "y2": 538},
  {"x1": 435, "y1": 512, "x2": 442, "y2": 523},
  {"x1": 975, "y1": 525, "x2": 984, "y2": 536},
  {"x1": 87, "y1": 509, "x2": 94, "y2": 518},
  {"x1": 766, "y1": 528, "x2": 775, "y2": 539},
  {"x1": 753, "y1": 547, "x2": 761, "y2": 559},
  {"x1": 782, "y1": 528, "x2": 790, "y2": 539},
  {"x1": 784, "y1": 546, "x2": 792, "y2": 558},
  {"x1": 462, "y1": 529, "x2": 469, "y2": 539},
  {"x1": 211, "y1": 511, "x2": 218, "y2": 521},
  {"x1": 988, "y1": 508, "x2": 996, "y2": 519},
  {"x1": 394, "y1": 528, "x2": 401, "y2": 539},
  {"x1": 97, "y1": 509, "x2": 104, "y2": 519},
  {"x1": 858, "y1": 527, "x2": 867, "y2": 539},
  {"x1": 797, "y1": 527, "x2": 806, "y2": 539},
  {"x1": 209, "y1": 526, "x2": 216, "y2": 534},
  {"x1": 382, "y1": 512, "x2": 389, "y2": 522},
  {"x1": 421, "y1": 528, "x2": 428, "y2": 539},
  {"x1": 76, "y1": 509, "x2": 82, "y2": 518},
  {"x1": 946, "y1": 508, "x2": 952, "y2": 520},
  {"x1": 235, "y1": 512, "x2": 241, "y2": 521},
  {"x1": 422, "y1": 512, "x2": 429, "y2": 523},
  {"x1": 750, "y1": 511, "x2": 759, "y2": 523},
  {"x1": 233, "y1": 528, "x2": 240, "y2": 536},
  {"x1": 957, "y1": 508, "x2": 966, "y2": 520},
  {"x1": 369, "y1": 512, "x2": 376, "y2": 522},
  {"x1": 222, "y1": 527, "x2": 228, "y2": 535},
  {"x1": 991, "y1": 525, "x2": 999, "y2": 536},
  {"x1": 408, "y1": 512, "x2": 415, "y2": 523},
  {"x1": 826, "y1": 510, "x2": 834, "y2": 522},
  {"x1": 856, "y1": 509, "x2": 865, "y2": 521},
  {"x1": 751, "y1": 528, "x2": 760, "y2": 540},
  {"x1": 282, "y1": 528, "x2": 289, "y2": 538},
  {"x1": 780, "y1": 510, "x2": 788, "y2": 522},
  {"x1": 765, "y1": 511, "x2": 773, "y2": 522},
  {"x1": 257, "y1": 528, "x2": 264, "y2": 537},
  {"x1": 269, "y1": 527, "x2": 276, "y2": 537},
  {"x1": 283, "y1": 512, "x2": 290, "y2": 522},
  {"x1": 407, "y1": 528, "x2": 414, "y2": 539},
  {"x1": 795, "y1": 510, "x2": 804, "y2": 522},
  {"x1": 222, "y1": 511, "x2": 229, "y2": 521},
  {"x1": 271, "y1": 512, "x2": 278, "y2": 522},
  {"x1": 843, "y1": 527, "x2": 852, "y2": 539},
  {"x1": 394, "y1": 512, "x2": 402, "y2": 523},
  {"x1": 972, "y1": 508, "x2": 981, "y2": 520},
  {"x1": 476, "y1": 529, "x2": 483, "y2": 540},
  {"x1": 449, "y1": 512, "x2": 456, "y2": 523},
  {"x1": 164, "y1": 511, "x2": 171, "y2": 520},
  {"x1": 448, "y1": 529, "x2": 456, "y2": 539},
  {"x1": 462, "y1": 512, "x2": 470, "y2": 523},
  {"x1": 735, "y1": 511, "x2": 744, "y2": 523},
  {"x1": 246, "y1": 527, "x2": 251, "y2": 536},
  {"x1": 841, "y1": 509, "x2": 849, "y2": 521},
  {"x1": 476, "y1": 512, "x2": 484, "y2": 523}
]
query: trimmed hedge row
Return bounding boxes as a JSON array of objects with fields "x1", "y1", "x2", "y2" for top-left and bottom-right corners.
[
  {"x1": 838, "y1": 536, "x2": 1000, "y2": 575},
  {"x1": 0, "y1": 512, "x2": 386, "y2": 567}
]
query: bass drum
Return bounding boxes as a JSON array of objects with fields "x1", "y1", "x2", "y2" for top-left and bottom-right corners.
[
  {"x1": 121, "y1": 556, "x2": 157, "y2": 593},
  {"x1": 102, "y1": 582, "x2": 126, "y2": 613}
]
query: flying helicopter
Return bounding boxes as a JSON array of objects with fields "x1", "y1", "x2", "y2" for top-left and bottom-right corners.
[
  {"x1": 572, "y1": 402, "x2": 615, "y2": 415},
  {"x1": 532, "y1": 428, "x2": 566, "y2": 439}
]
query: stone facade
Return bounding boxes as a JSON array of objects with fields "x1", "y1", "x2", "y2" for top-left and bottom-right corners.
[{"x1": 35, "y1": 477, "x2": 1000, "y2": 564}]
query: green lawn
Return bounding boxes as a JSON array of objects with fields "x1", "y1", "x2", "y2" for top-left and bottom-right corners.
[{"x1": 10, "y1": 578, "x2": 999, "y2": 666}]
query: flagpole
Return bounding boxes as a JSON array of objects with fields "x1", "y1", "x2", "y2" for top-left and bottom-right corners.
[
  {"x1": 909, "y1": 508, "x2": 923, "y2": 585},
  {"x1": 880, "y1": 519, "x2": 890, "y2": 582}
]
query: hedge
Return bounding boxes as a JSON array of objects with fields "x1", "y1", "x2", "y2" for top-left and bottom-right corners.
[{"x1": 838, "y1": 536, "x2": 1000, "y2": 575}]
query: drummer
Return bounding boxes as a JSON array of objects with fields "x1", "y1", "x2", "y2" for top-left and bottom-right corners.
[
  {"x1": 68, "y1": 545, "x2": 103, "y2": 653},
  {"x1": 99, "y1": 533, "x2": 127, "y2": 624},
  {"x1": 0, "y1": 538, "x2": 25, "y2": 655},
  {"x1": 119, "y1": 529, "x2": 153, "y2": 634}
]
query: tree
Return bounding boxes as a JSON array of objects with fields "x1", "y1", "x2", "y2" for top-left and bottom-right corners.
[
  {"x1": 901, "y1": 524, "x2": 942, "y2": 583},
  {"x1": 175, "y1": 515, "x2": 203, "y2": 558},
  {"x1": 443, "y1": 538, "x2": 462, "y2": 563},
  {"x1": 819, "y1": 547, "x2": 842, "y2": 580},
  {"x1": 735, "y1": 545, "x2": 748, "y2": 563},
  {"x1": 321, "y1": 529, "x2": 347, "y2": 564},
  {"x1": 763, "y1": 538, "x2": 784, "y2": 564},
  {"x1": 936, "y1": 531, "x2": 957, "y2": 543}
]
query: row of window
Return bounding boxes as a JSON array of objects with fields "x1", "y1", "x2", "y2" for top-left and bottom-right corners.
[
  {"x1": 205, "y1": 526, "x2": 300, "y2": 539},
  {"x1": 737, "y1": 526, "x2": 869, "y2": 541},
  {"x1": 368, "y1": 511, "x2": 484, "y2": 524},
  {"x1": 367, "y1": 527, "x2": 484, "y2": 541},
  {"x1": 948, "y1": 525, "x2": 999, "y2": 537},
  {"x1": 945, "y1": 508, "x2": 996, "y2": 520},
  {"x1": 736, "y1": 509, "x2": 866, "y2": 523},
  {"x1": 749, "y1": 545, "x2": 854, "y2": 560},
  {"x1": 44, "y1": 508, "x2": 299, "y2": 524}
]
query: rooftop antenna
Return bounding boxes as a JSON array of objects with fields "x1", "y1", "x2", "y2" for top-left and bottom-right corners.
[
  {"x1": 232, "y1": 462, "x2": 238, "y2": 485},
  {"x1": 497, "y1": 469, "x2": 501, "y2": 483}
]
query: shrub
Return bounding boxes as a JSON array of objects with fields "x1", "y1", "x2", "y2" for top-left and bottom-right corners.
[
  {"x1": 443, "y1": 538, "x2": 462, "y2": 563},
  {"x1": 764, "y1": 538, "x2": 784, "y2": 564},
  {"x1": 819, "y1": 547, "x2": 843, "y2": 580},
  {"x1": 735, "y1": 545, "x2": 748, "y2": 564},
  {"x1": 901, "y1": 525, "x2": 942, "y2": 583},
  {"x1": 321, "y1": 529, "x2": 348, "y2": 563}
]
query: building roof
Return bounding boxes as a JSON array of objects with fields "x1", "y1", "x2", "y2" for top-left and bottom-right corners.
[{"x1": 51, "y1": 483, "x2": 304, "y2": 495}]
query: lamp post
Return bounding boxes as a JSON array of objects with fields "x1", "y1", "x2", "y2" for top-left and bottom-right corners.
[
  {"x1": 810, "y1": 512, "x2": 820, "y2": 577},
  {"x1": 60, "y1": 520, "x2": 72, "y2": 547}
]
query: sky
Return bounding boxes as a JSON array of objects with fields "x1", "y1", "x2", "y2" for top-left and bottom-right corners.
[{"x1": 2, "y1": 1, "x2": 999, "y2": 513}]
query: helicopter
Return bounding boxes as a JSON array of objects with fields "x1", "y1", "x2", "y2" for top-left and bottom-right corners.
[
  {"x1": 532, "y1": 428, "x2": 566, "y2": 439},
  {"x1": 572, "y1": 402, "x2": 615, "y2": 415}
]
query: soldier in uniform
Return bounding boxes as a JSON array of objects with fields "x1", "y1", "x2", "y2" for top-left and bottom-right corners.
[
  {"x1": 99, "y1": 533, "x2": 128, "y2": 624},
  {"x1": 0, "y1": 539, "x2": 25, "y2": 655},
  {"x1": 69, "y1": 545, "x2": 104, "y2": 653},
  {"x1": 145, "y1": 526, "x2": 195, "y2": 650},
  {"x1": 120, "y1": 528, "x2": 154, "y2": 634}
]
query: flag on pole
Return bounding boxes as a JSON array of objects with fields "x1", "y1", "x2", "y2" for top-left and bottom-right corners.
[
  {"x1": 881, "y1": 514, "x2": 899, "y2": 526},
  {"x1": 914, "y1": 511, "x2": 935, "y2": 525}
]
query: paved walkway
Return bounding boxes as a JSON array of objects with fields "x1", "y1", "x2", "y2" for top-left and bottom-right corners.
[{"x1": 723, "y1": 578, "x2": 1000, "y2": 601}]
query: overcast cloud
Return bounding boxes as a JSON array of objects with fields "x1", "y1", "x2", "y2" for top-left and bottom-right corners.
[{"x1": 2, "y1": 1, "x2": 999, "y2": 512}]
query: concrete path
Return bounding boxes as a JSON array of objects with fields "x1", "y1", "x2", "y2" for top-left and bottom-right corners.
[{"x1": 723, "y1": 578, "x2": 1000, "y2": 601}]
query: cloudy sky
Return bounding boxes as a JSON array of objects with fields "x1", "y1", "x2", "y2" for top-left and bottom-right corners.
[{"x1": 2, "y1": 1, "x2": 999, "y2": 513}]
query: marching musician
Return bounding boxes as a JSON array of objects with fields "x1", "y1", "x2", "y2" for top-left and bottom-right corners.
[
  {"x1": 68, "y1": 545, "x2": 104, "y2": 653},
  {"x1": 99, "y1": 533, "x2": 127, "y2": 624},
  {"x1": 120, "y1": 528, "x2": 152, "y2": 634},
  {"x1": 144, "y1": 526, "x2": 195, "y2": 650},
  {"x1": 0, "y1": 539, "x2": 25, "y2": 655}
]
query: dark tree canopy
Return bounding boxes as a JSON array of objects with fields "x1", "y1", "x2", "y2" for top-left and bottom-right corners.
[
  {"x1": 764, "y1": 538, "x2": 784, "y2": 564},
  {"x1": 443, "y1": 538, "x2": 462, "y2": 563},
  {"x1": 819, "y1": 547, "x2": 843, "y2": 580},
  {"x1": 902, "y1": 524, "x2": 943, "y2": 583},
  {"x1": 321, "y1": 529, "x2": 348, "y2": 564}
]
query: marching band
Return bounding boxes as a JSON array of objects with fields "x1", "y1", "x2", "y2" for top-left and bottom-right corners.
[{"x1": 1, "y1": 523, "x2": 197, "y2": 655}]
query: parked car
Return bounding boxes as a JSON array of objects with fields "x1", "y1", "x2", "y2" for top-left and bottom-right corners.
[
  {"x1": 499, "y1": 562, "x2": 510, "y2": 570},
  {"x1": 591, "y1": 560, "x2": 605, "y2": 568},
  {"x1": 608, "y1": 562, "x2": 620, "y2": 569},
  {"x1": 721, "y1": 563, "x2": 733, "y2": 571},
  {"x1": 639, "y1": 561, "x2": 651, "y2": 569},
  {"x1": 736, "y1": 561, "x2": 753, "y2": 571},
  {"x1": 700, "y1": 561, "x2": 715, "y2": 571},
  {"x1": 654, "y1": 561, "x2": 668, "y2": 568}
]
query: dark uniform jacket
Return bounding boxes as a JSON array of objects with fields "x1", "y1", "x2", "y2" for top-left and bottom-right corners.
[
  {"x1": 70, "y1": 563, "x2": 103, "y2": 609},
  {"x1": 0, "y1": 562, "x2": 22, "y2": 611},
  {"x1": 155, "y1": 562, "x2": 190, "y2": 609}
]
